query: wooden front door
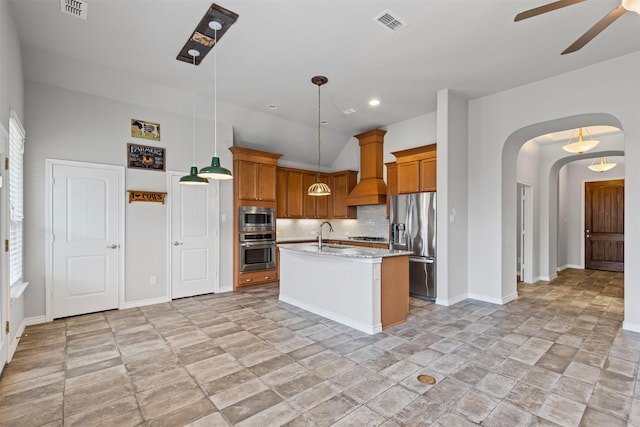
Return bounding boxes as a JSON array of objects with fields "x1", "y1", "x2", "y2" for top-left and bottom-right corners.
[{"x1": 585, "y1": 179, "x2": 624, "y2": 272}]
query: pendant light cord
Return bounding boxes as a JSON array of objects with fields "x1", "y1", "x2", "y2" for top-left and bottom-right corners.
[
  {"x1": 192, "y1": 54, "x2": 197, "y2": 166},
  {"x1": 213, "y1": 27, "x2": 218, "y2": 157},
  {"x1": 316, "y1": 82, "x2": 321, "y2": 182}
]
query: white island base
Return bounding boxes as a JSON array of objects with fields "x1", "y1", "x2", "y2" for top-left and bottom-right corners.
[{"x1": 279, "y1": 244, "x2": 409, "y2": 335}]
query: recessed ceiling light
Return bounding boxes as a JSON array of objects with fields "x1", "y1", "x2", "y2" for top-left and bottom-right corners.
[
  {"x1": 342, "y1": 107, "x2": 358, "y2": 115},
  {"x1": 267, "y1": 104, "x2": 278, "y2": 110},
  {"x1": 369, "y1": 99, "x2": 381, "y2": 107}
]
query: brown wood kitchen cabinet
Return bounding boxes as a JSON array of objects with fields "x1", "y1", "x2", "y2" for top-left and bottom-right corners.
[
  {"x1": 230, "y1": 146, "x2": 282, "y2": 292},
  {"x1": 304, "y1": 172, "x2": 330, "y2": 218},
  {"x1": 277, "y1": 167, "x2": 354, "y2": 220},
  {"x1": 276, "y1": 168, "x2": 305, "y2": 218},
  {"x1": 230, "y1": 147, "x2": 282, "y2": 205},
  {"x1": 329, "y1": 171, "x2": 358, "y2": 219},
  {"x1": 391, "y1": 143, "x2": 437, "y2": 194}
]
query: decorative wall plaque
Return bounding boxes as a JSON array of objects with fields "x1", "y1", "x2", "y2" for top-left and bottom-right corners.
[
  {"x1": 128, "y1": 191, "x2": 167, "y2": 204},
  {"x1": 127, "y1": 143, "x2": 166, "y2": 171}
]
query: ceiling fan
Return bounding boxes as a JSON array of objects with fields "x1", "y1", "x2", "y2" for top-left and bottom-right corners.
[{"x1": 515, "y1": 0, "x2": 640, "y2": 55}]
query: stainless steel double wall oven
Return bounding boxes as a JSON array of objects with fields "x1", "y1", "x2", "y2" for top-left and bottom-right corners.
[{"x1": 238, "y1": 206, "x2": 276, "y2": 272}]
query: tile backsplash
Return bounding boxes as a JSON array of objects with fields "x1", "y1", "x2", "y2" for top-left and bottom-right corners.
[{"x1": 276, "y1": 205, "x2": 389, "y2": 240}]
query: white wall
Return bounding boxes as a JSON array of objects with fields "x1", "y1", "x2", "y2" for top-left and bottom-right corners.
[
  {"x1": 436, "y1": 90, "x2": 469, "y2": 305},
  {"x1": 468, "y1": 51, "x2": 640, "y2": 331},
  {"x1": 22, "y1": 81, "x2": 237, "y2": 315}
]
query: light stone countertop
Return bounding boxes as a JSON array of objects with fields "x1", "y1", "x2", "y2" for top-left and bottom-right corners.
[
  {"x1": 278, "y1": 242, "x2": 411, "y2": 259},
  {"x1": 276, "y1": 236, "x2": 389, "y2": 244}
]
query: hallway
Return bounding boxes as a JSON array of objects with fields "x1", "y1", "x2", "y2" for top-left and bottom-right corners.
[{"x1": 0, "y1": 269, "x2": 638, "y2": 426}]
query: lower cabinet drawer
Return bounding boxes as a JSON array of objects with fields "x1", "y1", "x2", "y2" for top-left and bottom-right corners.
[{"x1": 238, "y1": 270, "x2": 278, "y2": 287}]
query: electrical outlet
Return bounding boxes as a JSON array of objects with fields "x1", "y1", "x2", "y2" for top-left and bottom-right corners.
[{"x1": 149, "y1": 275, "x2": 157, "y2": 285}]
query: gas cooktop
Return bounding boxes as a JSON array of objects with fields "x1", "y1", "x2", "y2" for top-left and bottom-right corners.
[{"x1": 347, "y1": 236, "x2": 387, "y2": 242}]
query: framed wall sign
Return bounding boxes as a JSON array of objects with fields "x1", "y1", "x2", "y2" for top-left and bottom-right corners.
[
  {"x1": 127, "y1": 143, "x2": 166, "y2": 171},
  {"x1": 131, "y1": 119, "x2": 161, "y2": 141}
]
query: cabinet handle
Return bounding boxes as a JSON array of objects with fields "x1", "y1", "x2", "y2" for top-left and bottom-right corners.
[
  {"x1": 264, "y1": 276, "x2": 271, "y2": 280},
  {"x1": 245, "y1": 278, "x2": 252, "y2": 282}
]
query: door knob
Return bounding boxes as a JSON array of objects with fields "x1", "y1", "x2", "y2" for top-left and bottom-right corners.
[
  {"x1": 106, "y1": 244, "x2": 119, "y2": 249},
  {"x1": 173, "y1": 241, "x2": 183, "y2": 246}
]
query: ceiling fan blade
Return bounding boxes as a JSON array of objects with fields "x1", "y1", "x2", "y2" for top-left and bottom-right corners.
[
  {"x1": 515, "y1": 0, "x2": 586, "y2": 22},
  {"x1": 561, "y1": 5, "x2": 627, "y2": 54}
]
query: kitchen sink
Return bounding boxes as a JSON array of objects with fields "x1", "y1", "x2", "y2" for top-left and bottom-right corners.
[{"x1": 308, "y1": 244, "x2": 351, "y2": 250}]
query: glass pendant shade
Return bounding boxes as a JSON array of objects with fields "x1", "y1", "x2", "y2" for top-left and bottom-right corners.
[
  {"x1": 199, "y1": 156, "x2": 233, "y2": 180},
  {"x1": 623, "y1": 0, "x2": 640, "y2": 13},
  {"x1": 562, "y1": 128, "x2": 599, "y2": 154},
  {"x1": 588, "y1": 157, "x2": 617, "y2": 173},
  {"x1": 180, "y1": 166, "x2": 210, "y2": 185},
  {"x1": 307, "y1": 75, "x2": 331, "y2": 197}
]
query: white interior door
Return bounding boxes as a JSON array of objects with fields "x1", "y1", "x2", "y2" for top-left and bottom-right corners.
[
  {"x1": 169, "y1": 172, "x2": 218, "y2": 299},
  {"x1": 51, "y1": 162, "x2": 122, "y2": 319}
]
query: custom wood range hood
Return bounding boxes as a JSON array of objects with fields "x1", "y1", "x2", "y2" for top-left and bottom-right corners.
[{"x1": 346, "y1": 129, "x2": 387, "y2": 206}]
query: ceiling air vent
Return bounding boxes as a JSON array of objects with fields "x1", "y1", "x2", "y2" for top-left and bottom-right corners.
[
  {"x1": 60, "y1": 0, "x2": 88, "y2": 20},
  {"x1": 373, "y1": 9, "x2": 407, "y2": 33}
]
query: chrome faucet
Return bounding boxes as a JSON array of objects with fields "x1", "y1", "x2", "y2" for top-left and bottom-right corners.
[{"x1": 318, "y1": 221, "x2": 334, "y2": 249}]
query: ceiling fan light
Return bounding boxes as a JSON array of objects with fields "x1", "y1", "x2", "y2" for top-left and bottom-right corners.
[
  {"x1": 622, "y1": 0, "x2": 640, "y2": 13},
  {"x1": 308, "y1": 182, "x2": 332, "y2": 196},
  {"x1": 198, "y1": 156, "x2": 233, "y2": 180},
  {"x1": 588, "y1": 157, "x2": 617, "y2": 172}
]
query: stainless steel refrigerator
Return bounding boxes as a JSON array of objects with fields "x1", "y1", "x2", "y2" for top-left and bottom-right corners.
[{"x1": 389, "y1": 192, "x2": 436, "y2": 300}]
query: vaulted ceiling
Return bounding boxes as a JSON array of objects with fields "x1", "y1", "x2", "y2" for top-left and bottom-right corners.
[{"x1": 8, "y1": 0, "x2": 639, "y2": 165}]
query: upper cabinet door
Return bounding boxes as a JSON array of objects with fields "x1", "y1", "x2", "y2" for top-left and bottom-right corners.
[
  {"x1": 286, "y1": 170, "x2": 305, "y2": 218},
  {"x1": 419, "y1": 158, "x2": 437, "y2": 192},
  {"x1": 237, "y1": 160, "x2": 259, "y2": 201},
  {"x1": 259, "y1": 164, "x2": 277, "y2": 202},
  {"x1": 397, "y1": 161, "x2": 420, "y2": 194}
]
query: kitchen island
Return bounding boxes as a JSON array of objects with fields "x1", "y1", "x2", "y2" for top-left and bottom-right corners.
[{"x1": 278, "y1": 243, "x2": 411, "y2": 334}]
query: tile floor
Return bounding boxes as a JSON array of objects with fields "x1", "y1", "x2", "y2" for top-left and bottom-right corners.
[{"x1": 1, "y1": 269, "x2": 639, "y2": 426}]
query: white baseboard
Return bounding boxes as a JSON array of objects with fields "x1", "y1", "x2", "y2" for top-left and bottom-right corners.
[
  {"x1": 535, "y1": 273, "x2": 558, "y2": 282},
  {"x1": 622, "y1": 321, "x2": 640, "y2": 333},
  {"x1": 557, "y1": 264, "x2": 582, "y2": 271},
  {"x1": 8, "y1": 319, "x2": 26, "y2": 362},
  {"x1": 218, "y1": 285, "x2": 234, "y2": 294},
  {"x1": 24, "y1": 316, "x2": 47, "y2": 326},
  {"x1": 122, "y1": 296, "x2": 170, "y2": 309},
  {"x1": 436, "y1": 293, "x2": 468, "y2": 307},
  {"x1": 279, "y1": 294, "x2": 382, "y2": 335},
  {"x1": 468, "y1": 292, "x2": 518, "y2": 305}
]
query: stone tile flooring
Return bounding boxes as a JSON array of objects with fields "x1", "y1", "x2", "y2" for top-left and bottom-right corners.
[{"x1": 1, "y1": 269, "x2": 639, "y2": 426}]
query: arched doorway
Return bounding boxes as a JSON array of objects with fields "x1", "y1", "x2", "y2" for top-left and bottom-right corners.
[{"x1": 500, "y1": 113, "x2": 624, "y2": 301}]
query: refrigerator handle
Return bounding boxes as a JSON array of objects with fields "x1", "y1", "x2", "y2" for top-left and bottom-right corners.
[{"x1": 409, "y1": 257, "x2": 435, "y2": 264}]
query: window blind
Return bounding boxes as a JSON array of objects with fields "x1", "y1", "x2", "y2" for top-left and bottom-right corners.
[{"x1": 9, "y1": 115, "x2": 25, "y2": 287}]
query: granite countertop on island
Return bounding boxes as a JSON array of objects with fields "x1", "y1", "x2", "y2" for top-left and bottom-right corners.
[
  {"x1": 276, "y1": 236, "x2": 389, "y2": 244},
  {"x1": 278, "y1": 242, "x2": 410, "y2": 259}
]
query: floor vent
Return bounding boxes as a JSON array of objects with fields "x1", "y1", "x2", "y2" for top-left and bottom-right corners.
[
  {"x1": 373, "y1": 9, "x2": 407, "y2": 33},
  {"x1": 60, "y1": 0, "x2": 88, "y2": 20}
]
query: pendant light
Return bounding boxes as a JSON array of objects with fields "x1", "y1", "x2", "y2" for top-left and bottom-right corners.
[
  {"x1": 308, "y1": 76, "x2": 331, "y2": 196},
  {"x1": 562, "y1": 128, "x2": 599, "y2": 154},
  {"x1": 588, "y1": 157, "x2": 617, "y2": 173},
  {"x1": 180, "y1": 49, "x2": 210, "y2": 186},
  {"x1": 198, "y1": 20, "x2": 233, "y2": 180}
]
